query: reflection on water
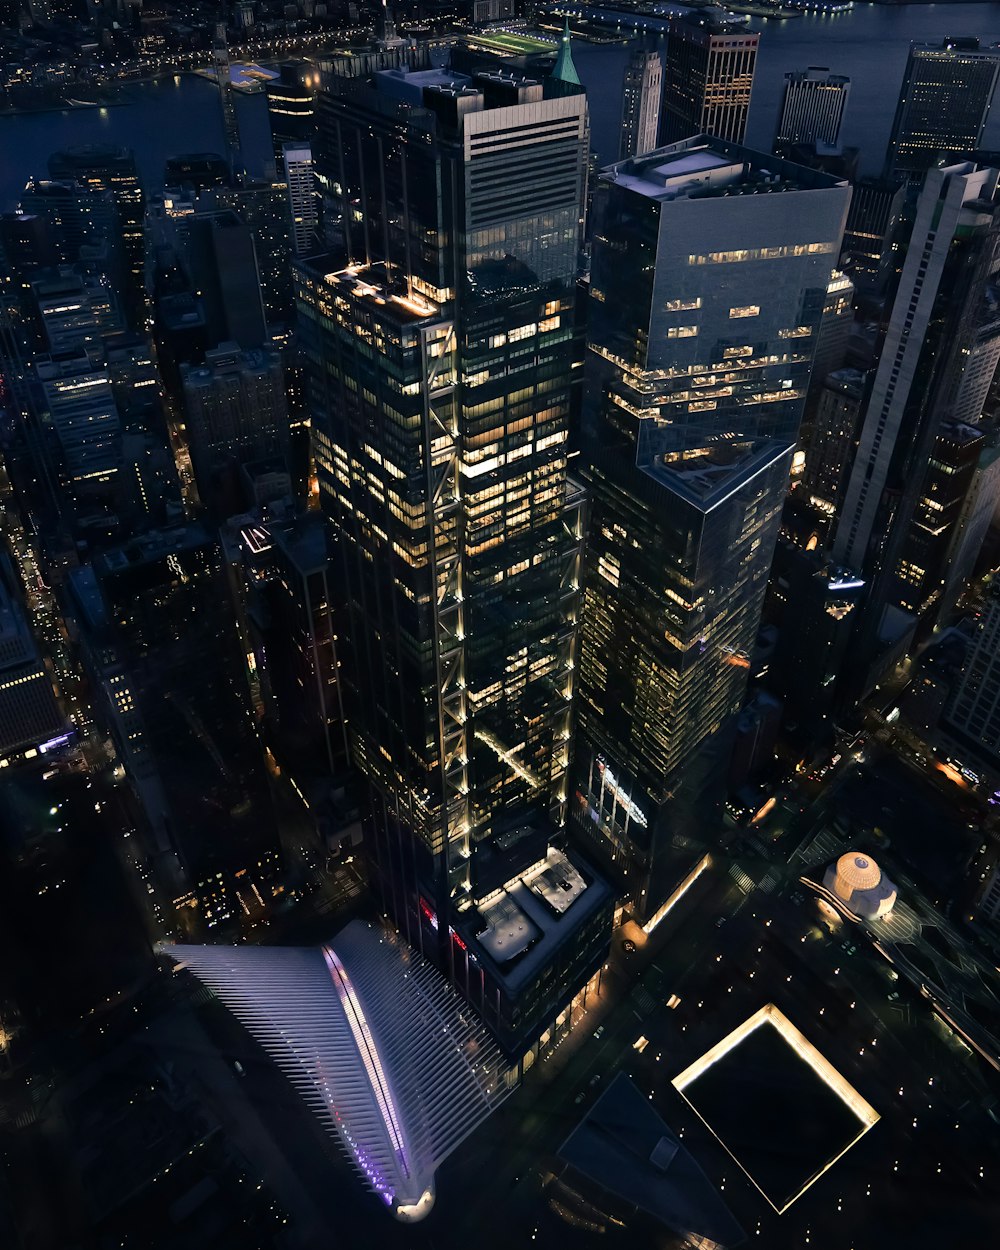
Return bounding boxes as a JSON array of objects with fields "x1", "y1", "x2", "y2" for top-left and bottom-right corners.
[{"x1": 2, "y1": 5, "x2": 1000, "y2": 209}]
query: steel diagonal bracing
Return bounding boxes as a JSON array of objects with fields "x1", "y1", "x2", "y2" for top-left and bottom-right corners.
[
  {"x1": 420, "y1": 323, "x2": 471, "y2": 884},
  {"x1": 159, "y1": 920, "x2": 510, "y2": 1219}
]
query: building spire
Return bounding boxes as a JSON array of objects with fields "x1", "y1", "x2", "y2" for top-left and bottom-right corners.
[{"x1": 551, "y1": 17, "x2": 581, "y2": 88}]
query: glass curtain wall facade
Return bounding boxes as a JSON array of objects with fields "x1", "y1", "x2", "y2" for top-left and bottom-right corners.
[
  {"x1": 884, "y1": 40, "x2": 1000, "y2": 186},
  {"x1": 660, "y1": 17, "x2": 759, "y2": 147},
  {"x1": 297, "y1": 65, "x2": 612, "y2": 1058},
  {"x1": 574, "y1": 139, "x2": 850, "y2": 918}
]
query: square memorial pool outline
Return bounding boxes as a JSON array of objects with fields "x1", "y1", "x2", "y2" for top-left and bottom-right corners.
[{"x1": 672, "y1": 1003, "x2": 880, "y2": 1213}]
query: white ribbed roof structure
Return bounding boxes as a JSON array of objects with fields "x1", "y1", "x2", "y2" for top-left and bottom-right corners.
[
  {"x1": 823, "y1": 852, "x2": 897, "y2": 919},
  {"x1": 160, "y1": 920, "x2": 511, "y2": 1220}
]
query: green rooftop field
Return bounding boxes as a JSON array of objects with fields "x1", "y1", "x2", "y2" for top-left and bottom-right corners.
[{"x1": 468, "y1": 32, "x2": 557, "y2": 55}]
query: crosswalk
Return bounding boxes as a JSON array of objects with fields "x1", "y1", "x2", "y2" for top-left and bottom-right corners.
[{"x1": 728, "y1": 865, "x2": 756, "y2": 895}]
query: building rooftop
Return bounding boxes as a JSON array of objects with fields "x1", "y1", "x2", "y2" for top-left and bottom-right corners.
[
  {"x1": 643, "y1": 439, "x2": 794, "y2": 513},
  {"x1": 559, "y1": 1072, "x2": 745, "y2": 1246},
  {"x1": 96, "y1": 523, "x2": 213, "y2": 575},
  {"x1": 459, "y1": 845, "x2": 612, "y2": 992},
  {"x1": 301, "y1": 256, "x2": 444, "y2": 327},
  {"x1": 604, "y1": 136, "x2": 848, "y2": 203},
  {"x1": 162, "y1": 920, "x2": 511, "y2": 1220}
]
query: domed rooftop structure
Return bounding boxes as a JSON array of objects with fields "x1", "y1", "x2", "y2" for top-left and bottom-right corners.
[
  {"x1": 835, "y1": 853, "x2": 882, "y2": 891},
  {"x1": 823, "y1": 851, "x2": 897, "y2": 918}
]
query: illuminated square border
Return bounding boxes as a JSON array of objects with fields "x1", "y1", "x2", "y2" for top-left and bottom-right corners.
[{"x1": 672, "y1": 1003, "x2": 879, "y2": 1213}]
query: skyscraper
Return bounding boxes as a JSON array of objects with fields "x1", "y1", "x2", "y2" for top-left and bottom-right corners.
[
  {"x1": 763, "y1": 542, "x2": 865, "y2": 743},
  {"x1": 840, "y1": 176, "x2": 904, "y2": 295},
  {"x1": 801, "y1": 368, "x2": 867, "y2": 532},
  {"x1": 30, "y1": 266, "x2": 123, "y2": 354},
  {"x1": 36, "y1": 353, "x2": 122, "y2": 500},
  {"x1": 941, "y1": 425, "x2": 1000, "y2": 616},
  {"x1": 895, "y1": 421, "x2": 984, "y2": 619},
  {"x1": 575, "y1": 138, "x2": 850, "y2": 917},
  {"x1": 659, "y1": 15, "x2": 758, "y2": 146},
  {"x1": 213, "y1": 21, "x2": 243, "y2": 175},
  {"x1": 180, "y1": 341, "x2": 290, "y2": 507},
  {"x1": 619, "y1": 47, "x2": 662, "y2": 159},
  {"x1": 265, "y1": 63, "x2": 318, "y2": 165},
  {"x1": 282, "y1": 143, "x2": 318, "y2": 255},
  {"x1": 298, "y1": 59, "x2": 612, "y2": 1061},
  {"x1": 47, "y1": 145, "x2": 145, "y2": 329},
  {"x1": 211, "y1": 179, "x2": 295, "y2": 326},
  {"x1": 833, "y1": 163, "x2": 1000, "y2": 652},
  {"x1": 774, "y1": 67, "x2": 850, "y2": 157},
  {"x1": 184, "y1": 209, "x2": 268, "y2": 348},
  {"x1": 884, "y1": 39, "x2": 1000, "y2": 186}
]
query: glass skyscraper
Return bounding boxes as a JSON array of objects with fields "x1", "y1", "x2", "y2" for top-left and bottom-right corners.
[
  {"x1": 297, "y1": 59, "x2": 612, "y2": 1062},
  {"x1": 574, "y1": 138, "x2": 850, "y2": 919},
  {"x1": 884, "y1": 39, "x2": 1000, "y2": 186},
  {"x1": 660, "y1": 15, "x2": 759, "y2": 147}
]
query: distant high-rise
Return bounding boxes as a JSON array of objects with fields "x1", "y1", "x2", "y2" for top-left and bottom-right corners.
[
  {"x1": 834, "y1": 163, "x2": 1000, "y2": 665},
  {"x1": 300, "y1": 60, "x2": 613, "y2": 1061},
  {"x1": 47, "y1": 145, "x2": 145, "y2": 328},
  {"x1": 774, "y1": 67, "x2": 850, "y2": 157},
  {"x1": 211, "y1": 179, "x2": 295, "y2": 326},
  {"x1": 801, "y1": 368, "x2": 867, "y2": 530},
  {"x1": 163, "y1": 152, "x2": 231, "y2": 192},
  {"x1": 180, "y1": 341, "x2": 290, "y2": 506},
  {"x1": 30, "y1": 266, "x2": 123, "y2": 354},
  {"x1": 619, "y1": 47, "x2": 662, "y2": 159},
  {"x1": 763, "y1": 543, "x2": 865, "y2": 741},
  {"x1": 36, "y1": 353, "x2": 121, "y2": 498},
  {"x1": 941, "y1": 424, "x2": 1000, "y2": 616},
  {"x1": 884, "y1": 39, "x2": 1000, "y2": 185},
  {"x1": 659, "y1": 14, "x2": 758, "y2": 146},
  {"x1": 265, "y1": 63, "x2": 318, "y2": 165},
  {"x1": 897, "y1": 421, "x2": 984, "y2": 619},
  {"x1": 282, "y1": 143, "x2": 318, "y2": 255},
  {"x1": 811, "y1": 269, "x2": 855, "y2": 389},
  {"x1": 840, "y1": 176, "x2": 904, "y2": 294},
  {"x1": 185, "y1": 209, "x2": 267, "y2": 348},
  {"x1": 575, "y1": 139, "x2": 850, "y2": 917},
  {"x1": 213, "y1": 22, "x2": 243, "y2": 175},
  {"x1": 18, "y1": 178, "x2": 124, "y2": 290},
  {"x1": 222, "y1": 512, "x2": 351, "y2": 782}
]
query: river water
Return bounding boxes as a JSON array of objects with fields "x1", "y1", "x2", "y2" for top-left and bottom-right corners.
[{"x1": 2, "y1": 4, "x2": 1000, "y2": 210}]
